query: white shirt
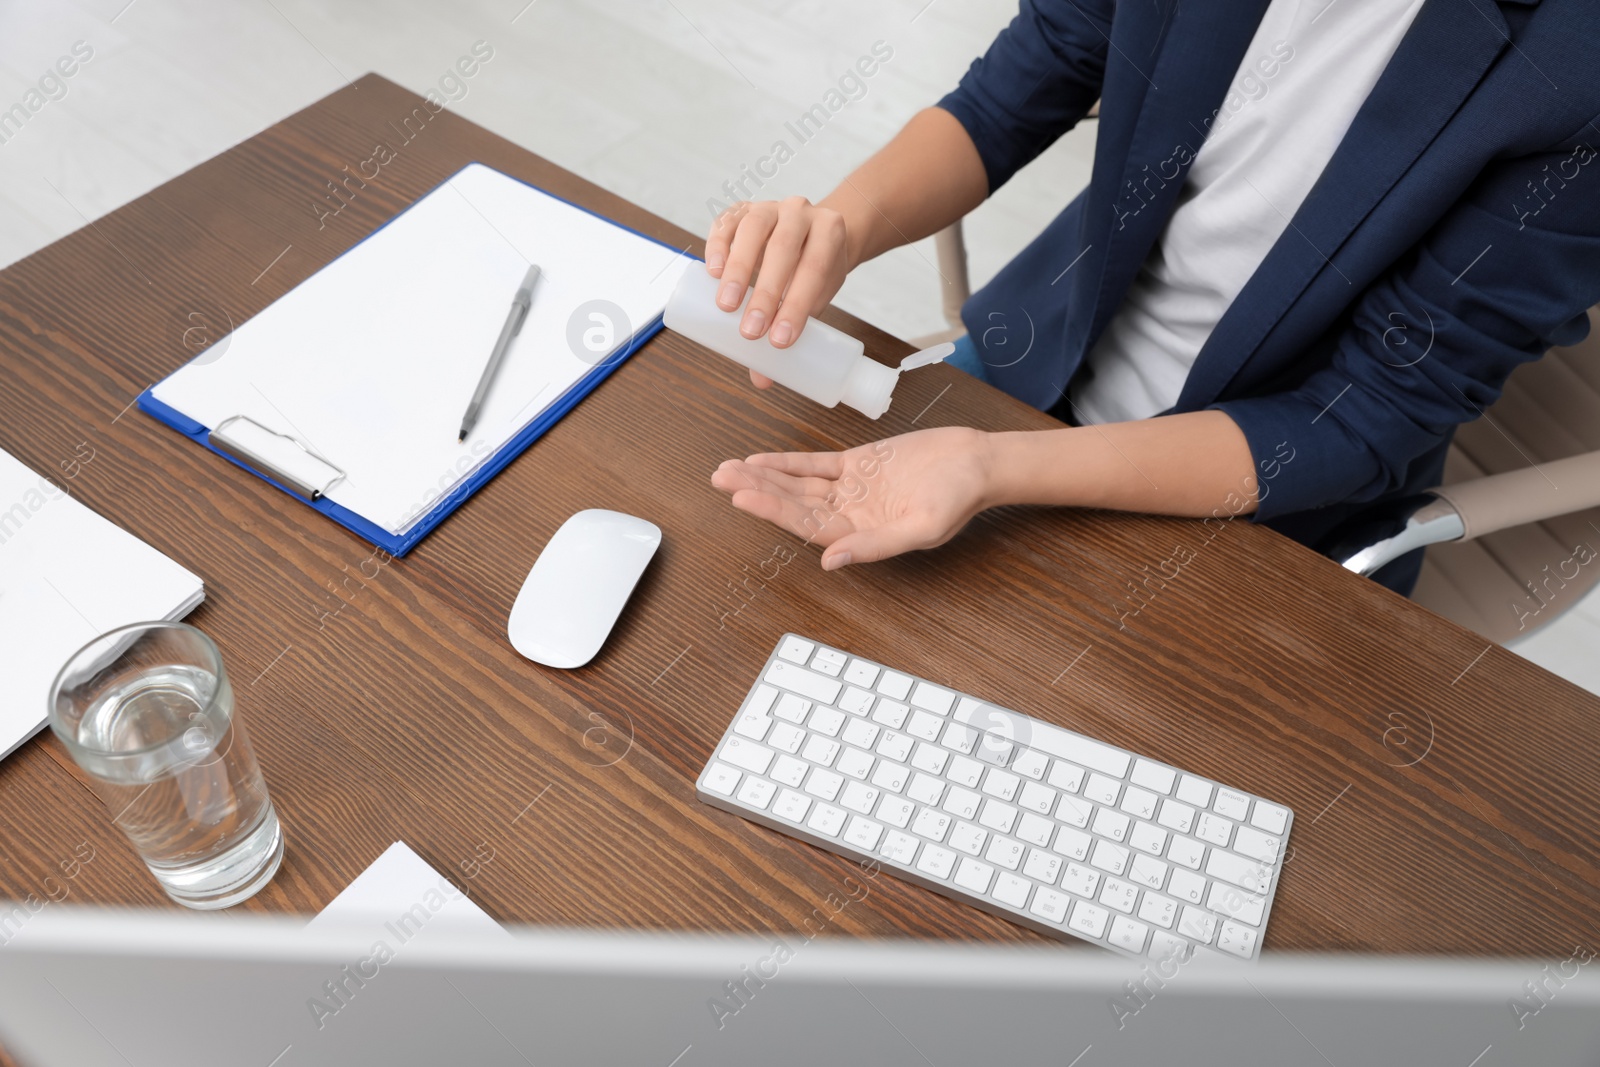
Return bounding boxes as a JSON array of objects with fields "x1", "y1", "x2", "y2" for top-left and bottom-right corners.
[{"x1": 1070, "y1": 0, "x2": 1426, "y2": 425}]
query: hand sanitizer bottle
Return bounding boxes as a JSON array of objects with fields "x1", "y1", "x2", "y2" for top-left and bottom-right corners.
[{"x1": 664, "y1": 268, "x2": 952, "y2": 419}]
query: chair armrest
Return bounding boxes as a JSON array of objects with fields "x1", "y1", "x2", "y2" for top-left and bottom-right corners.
[
  {"x1": 1432, "y1": 449, "x2": 1600, "y2": 540},
  {"x1": 1331, "y1": 494, "x2": 1466, "y2": 578}
]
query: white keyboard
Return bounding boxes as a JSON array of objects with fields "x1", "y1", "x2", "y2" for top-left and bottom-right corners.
[{"x1": 696, "y1": 635, "x2": 1294, "y2": 962}]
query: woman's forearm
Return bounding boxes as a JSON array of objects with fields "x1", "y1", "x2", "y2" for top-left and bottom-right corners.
[
  {"x1": 819, "y1": 107, "x2": 989, "y2": 270},
  {"x1": 981, "y1": 411, "x2": 1262, "y2": 517}
]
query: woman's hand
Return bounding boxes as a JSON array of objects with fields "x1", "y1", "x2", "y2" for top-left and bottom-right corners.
[
  {"x1": 704, "y1": 197, "x2": 854, "y2": 387},
  {"x1": 710, "y1": 427, "x2": 994, "y2": 570}
]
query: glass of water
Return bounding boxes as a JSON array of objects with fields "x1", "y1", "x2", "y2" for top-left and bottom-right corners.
[{"x1": 47, "y1": 622, "x2": 284, "y2": 909}]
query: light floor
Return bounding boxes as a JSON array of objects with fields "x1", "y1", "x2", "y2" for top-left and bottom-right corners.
[{"x1": 1, "y1": 0, "x2": 1594, "y2": 695}]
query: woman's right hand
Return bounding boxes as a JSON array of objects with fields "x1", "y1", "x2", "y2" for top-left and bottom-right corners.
[{"x1": 704, "y1": 196, "x2": 854, "y2": 388}]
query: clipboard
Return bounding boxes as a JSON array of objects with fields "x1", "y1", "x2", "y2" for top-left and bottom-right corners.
[{"x1": 139, "y1": 163, "x2": 692, "y2": 556}]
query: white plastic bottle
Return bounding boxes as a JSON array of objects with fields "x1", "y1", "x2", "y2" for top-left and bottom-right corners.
[{"x1": 664, "y1": 268, "x2": 950, "y2": 419}]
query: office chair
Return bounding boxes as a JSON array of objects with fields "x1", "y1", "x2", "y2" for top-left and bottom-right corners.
[{"x1": 922, "y1": 213, "x2": 1600, "y2": 643}]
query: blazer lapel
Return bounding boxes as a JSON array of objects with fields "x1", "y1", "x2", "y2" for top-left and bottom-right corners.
[{"x1": 1175, "y1": 0, "x2": 1526, "y2": 410}]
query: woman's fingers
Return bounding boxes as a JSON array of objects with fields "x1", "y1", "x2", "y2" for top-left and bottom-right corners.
[
  {"x1": 713, "y1": 459, "x2": 837, "y2": 505},
  {"x1": 821, "y1": 517, "x2": 934, "y2": 570},
  {"x1": 703, "y1": 203, "x2": 746, "y2": 277},
  {"x1": 741, "y1": 450, "x2": 847, "y2": 479},
  {"x1": 717, "y1": 204, "x2": 778, "y2": 311},
  {"x1": 770, "y1": 209, "x2": 846, "y2": 347},
  {"x1": 729, "y1": 488, "x2": 856, "y2": 546},
  {"x1": 742, "y1": 200, "x2": 811, "y2": 339}
]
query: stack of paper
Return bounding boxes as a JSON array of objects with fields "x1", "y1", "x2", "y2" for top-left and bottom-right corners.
[{"x1": 0, "y1": 448, "x2": 204, "y2": 760}]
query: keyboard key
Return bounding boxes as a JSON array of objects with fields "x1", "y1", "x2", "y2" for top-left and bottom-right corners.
[
  {"x1": 844, "y1": 816, "x2": 883, "y2": 851},
  {"x1": 1149, "y1": 930, "x2": 1192, "y2": 963},
  {"x1": 1056, "y1": 795, "x2": 1093, "y2": 828},
  {"x1": 773, "y1": 789, "x2": 811, "y2": 823},
  {"x1": 767, "y1": 758, "x2": 807, "y2": 791},
  {"x1": 774, "y1": 694, "x2": 809, "y2": 723},
  {"x1": 940, "y1": 721, "x2": 979, "y2": 755},
  {"x1": 747, "y1": 685, "x2": 779, "y2": 717},
  {"x1": 878, "y1": 796, "x2": 914, "y2": 828},
  {"x1": 981, "y1": 769, "x2": 1022, "y2": 802},
  {"x1": 1250, "y1": 801, "x2": 1289, "y2": 836},
  {"x1": 946, "y1": 755, "x2": 984, "y2": 788},
  {"x1": 1090, "y1": 840, "x2": 1129, "y2": 876},
  {"x1": 811, "y1": 647, "x2": 847, "y2": 677},
  {"x1": 1129, "y1": 853, "x2": 1169, "y2": 891},
  {"x1": 803, "y1": 768, "x2": 843, "y2": 802},
  {"x1": 917, "y1": 845, "x2": 957, "y2": 880},
  {"x1": 808, "y1": 707, "x2": 845, "y2": 738},
  {"x1": 1176, "y1": 775, "x2": 1213, "y2": 808},
  {"x1": 1130, "y1": 759, "x2": 1176, "y2": 795},
  {"x1": 766, "y1": 661, "x2": 842, "y2": 704},
  {"x1": 1195, "y1": 812, "x2": 1233, "y2": 848},
  {"x1": 1108, "y1": 915, "x2": 1150, "y2": 953},
  {"x1": 870, "y1": 760, "x2": 909, "y2": 793},
  {"x1": 1018, "y1": 781, "x2": 1056, "y2": 815},
  {"x1": 1157, "y1": 798, "x2": 1196, "y2": 835},
  {"x1": 907, "y1": 773, "x2": 946, "y2": 807},
  {"x1": 1030, "y1": 886, "x2": 1071, "y2": 924},
  {"x1": 1205, "y1": 850, "x2": 1271, "y2": 894},
  {"x1": 1015, "y1": 812, "x2": 1054, "y2": 848},
  {"x1": 993, "y1": 872, "x2": 1031, "y2": 908},
  {"x1": 1120, "y1": 786, "x2": 1158, "y2": 821},
  {"x1": 1168, "y1": 836, "x2": 1206, "y2": 871},
  {"x1": 1213, "y1": 788, "x2": 1250, "y2": 821},
  {"x1": 1208, "y1": 881, "x2": 1266, "y2": 927},
  {"x1": 1178, "y1": 906, "x2": 1217, "y2": 945},
  {"x1": 911, "y1": 682, "x2": 956, "y2": 715},
  {"x1": 836, "y1": 747, "x2": 874, "y2": 780},
  {"x1": 1099, "y1": 877, "x2": 1138, "y2": 914},
  {"x1": 807, "y1": 803, "x2": 846, "y2": 836},
  {"x1": 907, "y1": 710, "x2": 944, "y2": 742},
  {"x1": 841, "y1": 718, "x2": 879, "y2": 751},
  {"x1": 912, "y1": 807, "x2": 951, "y2": 842},
  {"x1": 1167, "y1": 869, "x2": 1206, "y2": 905},
  {"x1": 1052, "y1": 826, "x2": 1092, "y2": 862},
  {"x1": 801, "y1": 735, "x2": 839, "y2": 767},
  {"x1": 953, "y1": 857, "x2": 995, "y2": 894},
  {"x1": 949, "y1": 821, "x2": 988, "y2": 856},
  {"x1": 1092, "y1": 807, "x2": 1130, "y2": 842},
  {"x1": 703, "y1": 763, "x2": 740, "y2": 796},
  {"x1": 1084, "y1": 774, "x2": 1121, "y2": 807},
  {"x1": 840, "y1": 780, "x2": 880, "y2": 814},
  {"x1": 733, "y1": 708, "x2": 773, "y2": 741},
  {"x1": 943, "y1": 787, "x2": 982, "y2": 821},
  {"x1": 1129, "y1": 821, "x2": 1167, "y2": 856},
  {"x1": 838, "y1": 686, "x2": 875, "y2": 716},
  {"x1": 1046, "y1": 760, "x2": 1085, "y2": 793},
  {"x1": 777, "y1": 635, "x2": 814, "y2": 664},
  {"x1": 769, "y1": 722, "x2": 805, "y2": 754},
  {"x1": 1011, "y1": 748, "x2": 1049, "y2": 780},
  {"x1": 1068, "y1": 900, "x2": 1110, "y2": 939},
  {"x1": 843, "y1": 659, "x2": 880, "y2": 688},
  {"x1": 719, "y1": 738, "x2": 774, "y2": 776},
  {"x1": 984, "y1": 836, "x2": 1025, "y2": 871},
  {"x1": 1023, "y1": 849, "x2": 1062, "y2": 884},
  {"x1": 1232, "y1": 826, "x2": 1282, "y2": 864},
  {"x1": 876, "y1": 731, "x2": 914, "y2": 763},
  {"x1": 910, "y1": 743, "x2": 950, "y2": 777},
  {"x1": 880, "y1": 830, "x2": 918, "y2": 865},
  {"x1": 974, "y1": 736, "x2": 1014, "y2": 767},
  {"x1": 1216, "y1": 919, "x2": 1259, "y2": 959},
  {"x1": 872, "y1": 700, "x2": 910, "y2": 730},
  {"x1": 1061, "y1": 863, "x2": 1101, "y2": 898},
  {"x1": 977, "y1": 800, "x2": 1019, "y2": 834},
  {"x1": 737, "y1": 777, "x2": 776, "y2": 810},
  {"x1": 1137, "y1": 892, "x2": 1178, "y2": 929},
  {"x1": 877, "y1": 670, "x2": 913, "y2": 700}
]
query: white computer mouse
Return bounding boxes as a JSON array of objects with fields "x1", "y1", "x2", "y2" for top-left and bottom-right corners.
[{"x1": 507, "y1": 509, "x2": 662, "y2": 669}]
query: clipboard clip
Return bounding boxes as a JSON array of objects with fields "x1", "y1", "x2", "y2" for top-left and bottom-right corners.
[{"x1": 209, "y1": 415, "x2": 346, "y2": 502}]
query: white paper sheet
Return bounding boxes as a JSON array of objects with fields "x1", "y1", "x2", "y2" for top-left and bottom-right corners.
[
  {"x1": 151, "y1": 163, "x2": 692, "y2": 536},
  {"x1": 309, "y1": 841, "x2": 504, "y2": 938},
  {"x1": 0, "y1": 450, "x2": 205, "y2": 760}
]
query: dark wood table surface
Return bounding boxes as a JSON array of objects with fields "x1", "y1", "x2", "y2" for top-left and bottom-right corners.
[{"x1": 3, "y1": 75, "x2": 1598, "y2": 979}]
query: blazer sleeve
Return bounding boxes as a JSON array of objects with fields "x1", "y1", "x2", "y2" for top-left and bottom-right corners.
[
  {"x1": 1212, "y1": 118, "x2": 1600, "y2": 520},
  {"x1": 935, "y1": 0, "x2": 1111, "y2": 194}
]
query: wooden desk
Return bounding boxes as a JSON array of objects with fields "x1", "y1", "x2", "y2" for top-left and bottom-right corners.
[{"x1": 3, "y1": 76, "x2": 1597, "y2": 966}]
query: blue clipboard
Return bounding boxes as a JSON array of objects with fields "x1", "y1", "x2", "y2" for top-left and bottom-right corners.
[{"x1": 138, "y1": 164, "x2": 690, "y2": 557}]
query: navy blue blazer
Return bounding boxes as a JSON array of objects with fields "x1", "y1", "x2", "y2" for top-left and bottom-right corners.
[{"x1": 939, "y1": 0, "x2": 1600, "y2": 591}]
